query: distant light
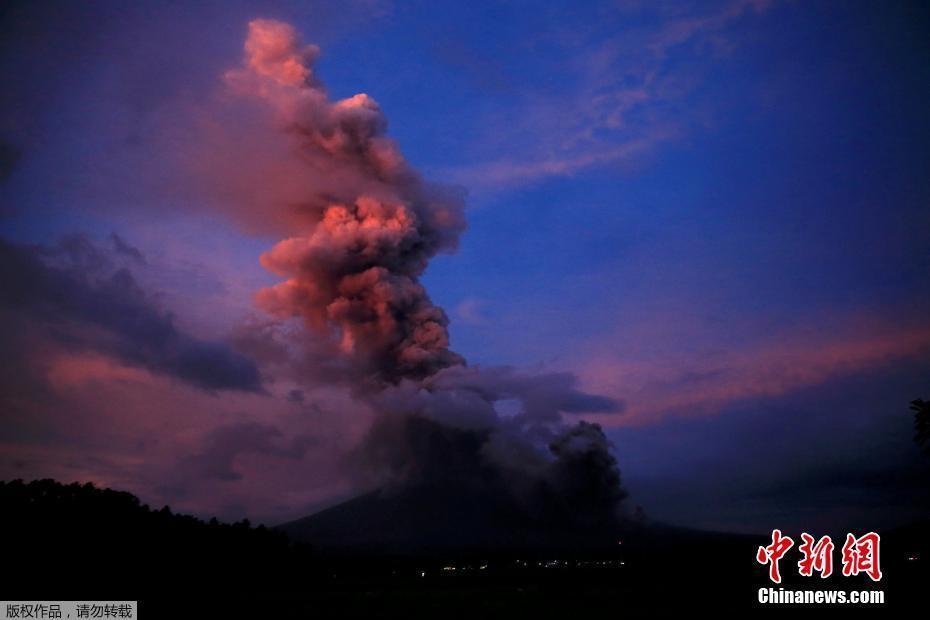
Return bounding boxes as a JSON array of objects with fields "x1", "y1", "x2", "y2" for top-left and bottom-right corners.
[
  {"x1": 617, "y1": 540, "x2": 623, "y2": 545},
  {"x1": 420, "y1": 571, "x2": 426, "y2": 577}
]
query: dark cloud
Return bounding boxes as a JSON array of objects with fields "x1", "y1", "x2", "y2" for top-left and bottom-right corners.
[
  {"x1": 109, "y1": 233, "x2": 146, "y2": 265},
  {"x1": 0, "y1": 235, "x2": 262, "y2": 392}
]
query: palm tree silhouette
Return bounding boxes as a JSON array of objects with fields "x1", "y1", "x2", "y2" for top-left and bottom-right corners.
[{"x1": 911, "y1": 398, "x2": 930, "y2": 453}]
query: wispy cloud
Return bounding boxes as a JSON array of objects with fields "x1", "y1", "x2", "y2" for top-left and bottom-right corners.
[
  {"x1": 439, "y1": 0, "x2": 774, "y2": 191},
  {"x1": 454, "y1": 296, "x2": 488, "y2": 325}
]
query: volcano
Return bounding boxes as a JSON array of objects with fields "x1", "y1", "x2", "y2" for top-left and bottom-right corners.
[{"x1": 278, "y1": 482, "x2": 629, "y2": 553}]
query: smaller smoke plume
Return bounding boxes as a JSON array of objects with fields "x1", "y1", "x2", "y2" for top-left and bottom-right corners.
[
  {"x1": 359, "y1": 412, "x2": 627, "y2": 532},
  {"x1": 359, "y1": 366, "x2": 627, "y2": 528}
]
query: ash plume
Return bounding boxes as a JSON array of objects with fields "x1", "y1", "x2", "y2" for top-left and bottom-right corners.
[
  {"x1": 227, "y1": 19, "x2": 465, "y2": 383},
  {"x1": 228, "y1": 20, "x2": 629, "y2": 529}
]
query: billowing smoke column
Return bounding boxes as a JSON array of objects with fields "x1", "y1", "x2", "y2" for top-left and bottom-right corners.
[
  {"x1": 228, "y1": 19, "x2": 465, "y2": 382},
  {"x1": 229, "y1": 20, "x2": 628, "y2": 529}
]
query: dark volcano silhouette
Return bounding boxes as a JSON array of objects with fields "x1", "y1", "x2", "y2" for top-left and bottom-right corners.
[{"x1": 278, "y1": 481, "x2": 629, "y2": 553}]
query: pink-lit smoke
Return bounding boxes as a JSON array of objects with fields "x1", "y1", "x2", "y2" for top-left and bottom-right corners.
[{"x1": 227, "y1": 19, "x2": 465, "y2": 383}]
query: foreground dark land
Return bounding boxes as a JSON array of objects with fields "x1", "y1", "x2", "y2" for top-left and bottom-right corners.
[{"x1": 3, "y1": 479, "x2": 926, "y2": 615}]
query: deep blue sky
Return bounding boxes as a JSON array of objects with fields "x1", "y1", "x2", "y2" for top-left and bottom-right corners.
[{"x1": 1, "y1": 0, "x2": 928, "y2": 531}]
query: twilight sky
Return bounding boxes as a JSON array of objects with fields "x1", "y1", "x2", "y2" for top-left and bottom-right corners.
[{"x1": 1, "y1": 0, "x2": 928, "y2": 533}]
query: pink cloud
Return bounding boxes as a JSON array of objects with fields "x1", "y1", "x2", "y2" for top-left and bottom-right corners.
[{"x1": 577, "y1": 316, "x2": 930, "y2": 426}]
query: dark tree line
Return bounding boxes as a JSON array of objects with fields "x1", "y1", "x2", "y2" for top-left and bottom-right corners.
[{"x1": 0, "y1": 479, "x2": 319, "y2": 602}]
